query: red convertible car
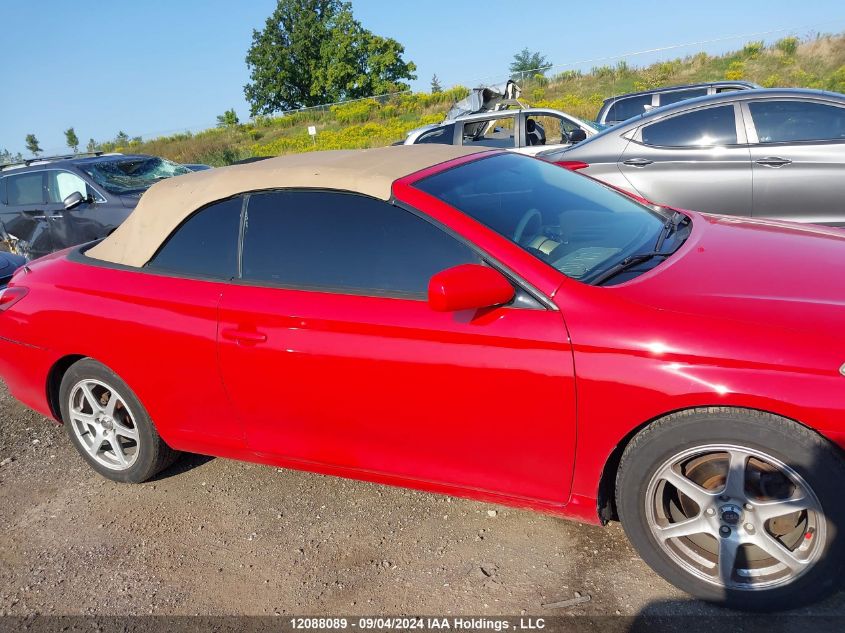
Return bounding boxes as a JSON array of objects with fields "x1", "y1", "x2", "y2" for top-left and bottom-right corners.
[{"x1": 1, "y1": 145, "x2": 844, "y2": 610}]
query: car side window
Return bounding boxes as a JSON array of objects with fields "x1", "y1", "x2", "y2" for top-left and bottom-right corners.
[
  {"x1": 241, "y1": 191, "x2": 480, "y2": 298},
  {"x1": 462, "y1": 117, "x2": 516, "y2": 148},
  {"x1": 416, "y1": 124, "x2": 455, "y2": 144},
  {"x1": 641, "y1": 105, "x2": 738, "y2": 147},
  {"x1": 146, "y1": 196, "x2": 242, "y2": 279},
  {"x1": 5, "y1": 172, "x2": 45, "y2": 206},
  {"x1": 749, "y1": 100, "x2": 845, "y2": 143},
  {"x1": 658, "y1": 88, "x2": 708, "y2": 107},
  {"x1": 606, "y1": 95, "x2": 652, "y2": 122},
  {"x1": 46, "y1": 171, "x2": 90, "y2": 204}
]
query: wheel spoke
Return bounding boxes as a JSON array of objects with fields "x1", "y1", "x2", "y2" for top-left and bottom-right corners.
[
  {"x1": 662, "y1": 466, "x2": 717, "y2": 507},
  {"x1": 104, "y1": 391, "x2": 122, "y2": 417},
  {"x1": 749, "y1": 530, "x2": 807, "y2": 571},
  {"x1": 87, "y1": 430, "x2": 105, "y2": 457},
  {"x1": 722, "y1": 450, "x2": 748, "y2": 500},
  {"x1": 655, "y1": 514, "x2": 712, "y2": 541},
  {"x1": 113, "y1": 420, "x2": 138, "y2": 440},
  {"x1": 718, "y1": 536, "x2": 739, "y2": 584},
  {"x1": 108, "y1": 436, "x2": 128, "y2": 467},
  {"x1": 754, "y1": 492, "x2": 819, "y2": 522},
  {"x1": 79, "y1": 383, "x2": 102, "y2": 413}
]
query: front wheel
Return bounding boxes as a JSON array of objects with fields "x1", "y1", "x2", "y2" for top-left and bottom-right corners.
[{"x1": 617, "y1": 408, "x2": 845, "y2": 611}]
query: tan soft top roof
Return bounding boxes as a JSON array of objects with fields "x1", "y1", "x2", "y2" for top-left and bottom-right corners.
[{"x1": 87, "y1": 144, "x2": 491, "y2": 267}]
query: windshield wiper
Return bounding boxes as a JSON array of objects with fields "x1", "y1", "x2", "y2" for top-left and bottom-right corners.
[
  {"x1": 590, "y1": 251, "x2": 670, "y2": 286},
  {"x1": 654, "y1": 210, "x2": 686, "y2": 252}
]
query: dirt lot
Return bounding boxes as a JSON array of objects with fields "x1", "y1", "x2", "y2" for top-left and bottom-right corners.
[{"x1": 1, "y1": 381, "x2": 844, "y2": 620}]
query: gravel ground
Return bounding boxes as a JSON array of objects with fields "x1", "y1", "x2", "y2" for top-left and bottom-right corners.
[{"x1": 2, "y1": 380, "x2": 844, "y2": 619}]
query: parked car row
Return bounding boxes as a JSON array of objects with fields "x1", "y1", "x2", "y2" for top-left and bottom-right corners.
[{"x1": 541, "y1": 88, "x2": 845, "y2": 224}]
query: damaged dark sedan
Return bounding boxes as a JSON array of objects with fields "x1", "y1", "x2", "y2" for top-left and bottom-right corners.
[{"x1": 0, "y1": 153, "x2": 191, "y2": 260}]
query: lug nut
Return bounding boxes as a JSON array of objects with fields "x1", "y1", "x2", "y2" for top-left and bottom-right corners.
[
  {"x1": 705, "y1": 508, "x2": 716, "y2": 516},
  {"x1": 744, "y1": 523, "x2": 754, "y2": 532},
  {"x1": 719, "y1": 526, "x2": 731, "y2": 537},
  {"x1": 744, "y1": 503, "x2": 753, "y2": 511}
]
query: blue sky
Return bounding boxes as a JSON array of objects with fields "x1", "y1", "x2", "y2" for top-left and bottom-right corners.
[{"x1": 1, "y1": 0, "x2": 844, "y2": 156}]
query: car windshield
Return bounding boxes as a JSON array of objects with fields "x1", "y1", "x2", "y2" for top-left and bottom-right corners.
[
  {"x1": 415, "y1": 153, "x2": 676, "y2": 285},
  {"x1": 80, "y1": 157, "x2": 191, "y2": 195}
]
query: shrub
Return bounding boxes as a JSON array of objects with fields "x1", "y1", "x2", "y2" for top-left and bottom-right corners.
[
  {"x1": 828, "y1": 65, "x2": 845, "y2": 93},
  {"x1": 776, "y1": 36, "x2": 799, "y2": 56},
  {"x1": 761, "y1": 74, "x2": 781, "y2": 88},
  {"x1": 725, "y1": 60, "x2": 745, "y2": 80},
  {"x1": 742, "y1": 40, "x2": 764, "y2": 59}
]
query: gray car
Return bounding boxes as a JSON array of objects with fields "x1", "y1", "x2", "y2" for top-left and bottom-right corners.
[
  {"x1": 541, "y1": 88, "x2": 845, "y2": 225},
  {"x1": 596, "y1": 81, "x2": 760, "y2": 125}
]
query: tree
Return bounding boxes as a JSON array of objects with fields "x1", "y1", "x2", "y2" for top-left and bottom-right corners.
[
  {"x1": 64, "y1": 127, "x2": 79, "y2": 153},
  {"x1": 86, "y1": 138, "x2": 98, "y2": 153},
  {"x1": 430, "y1": 74, "x2": 442, "y2": 93},
  {"x1": 115, "y1": 131, "x2": 129, "y2": 146},
  {"x1": 244, "y1": 0, "x2": 416, "y2": 115},
  {"x1": 25, "y1": 134, "x2": 41, "y2": 156},
  {"x1": 510, "y1": 48, "x2": 552, "y2": 79},
  {"x1": 0, "y1": 148, "x2": 23, "y2": 165},
  {"x1": 216, "y1": 108, "x2": 240, "y2": 127}
]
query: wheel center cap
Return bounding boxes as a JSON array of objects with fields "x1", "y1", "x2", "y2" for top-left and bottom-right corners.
[
  {"x1": 719, "y1": 503, "x2": 743, "y2": 525},
  {"x1": 100, "y1": 416, "x2": 114, "y2": 431}
]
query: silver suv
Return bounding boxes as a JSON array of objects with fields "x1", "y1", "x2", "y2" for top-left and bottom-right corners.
[
  {"x1": 597, "y1": 81, "x2": 759, "y2": 125},
  {"x1": 541, "y1": 88, "x2": 845, "y2": 225}
]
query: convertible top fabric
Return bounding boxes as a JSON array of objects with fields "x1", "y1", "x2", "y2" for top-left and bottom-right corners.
[{"x1": 87, "y1": 145, "x2": 490, "y2": 267}]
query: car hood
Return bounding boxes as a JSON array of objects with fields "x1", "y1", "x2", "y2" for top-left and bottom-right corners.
[{"x1": 610, "y1": 212, "x2": 845, "y2": 337}]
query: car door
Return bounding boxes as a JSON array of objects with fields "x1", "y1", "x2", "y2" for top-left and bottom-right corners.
[
  {"x1": 460, "y1": 114, "x2": 519, "y2": 149},
  {"x1": 0, "y1": 170, "x2": 53, "y2": 258},
  {"x1": 217, "y1": 190, "x2": 576, "y2": 503},
  {"x1": 43, "y1": 169, "x2": 108, "y2": 249},
  {"x1": 518, "y1": 111, "x2": 587, "y2": 155},
  {"x1": 618, "y1": 103, "x2": 752, "y2": 215},
  {"x1": 742, "y1": 98, "x2": 845, "y2": 224}
]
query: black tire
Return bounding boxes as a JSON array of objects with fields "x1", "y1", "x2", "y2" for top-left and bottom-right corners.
[
  {"x1": 59, "y1": 358, "x2": 179, "y2": 483},
  {"x1": 616, "y1": 407, "x2": 845, "y2": 611}
]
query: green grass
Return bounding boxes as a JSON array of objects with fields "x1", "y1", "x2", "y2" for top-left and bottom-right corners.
[{"x1": 113, "y1": 33, "x2": 845, "y2": 166}]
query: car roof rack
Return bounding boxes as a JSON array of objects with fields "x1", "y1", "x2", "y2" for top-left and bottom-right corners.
[{"x1": 0, "y1": 151, "x2": 118, "y2": 172}]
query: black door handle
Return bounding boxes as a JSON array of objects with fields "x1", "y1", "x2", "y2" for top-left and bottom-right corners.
[
  {"x1": 755, "y1": 157, "x2": 792, "y2": 168},
  {"x1": 623, "y1": 158, "x2": 654, "y2": 167}
]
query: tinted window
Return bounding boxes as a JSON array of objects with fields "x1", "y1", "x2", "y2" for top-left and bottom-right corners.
[
  {"x1": 606, "y1": 95, "x2": 652, "y2": 122},
  {"x1": 416, "y1": 124, "x2": 454, "y2": 144},
  {"x1": 5, "y1": 172, "x2": 44, "y2": 205},
  {"x1": 642, "y1": 105, "x2": 737, "y2": 147},
  {"x1": 658, "y1": 88, "x2": 708, "y2": 106},
  {"x1": 749, "y1": 100, "x2": 845, "y2": 143},
  {"x1": 242, "y1": 191, "x2": 479, "y2": 297},
  {"x1": 146, "y1": 196, "x2": 241, "y2": 279},
  {"x1": 415, "y1": 153, "x2": 669, "y2": 285}
]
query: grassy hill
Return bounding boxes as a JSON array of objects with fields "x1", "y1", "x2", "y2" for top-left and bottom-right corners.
[{"x1": 112, "y1": 33, "x2": 845, "y2": 166}]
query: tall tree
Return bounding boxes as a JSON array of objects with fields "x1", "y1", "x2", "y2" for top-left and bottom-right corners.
[
  {"x1": 25, "y1": 134, "x2": 41, "y2": 156},
  {"x1": 217, "y1": 108, "x2": 240, "y2": 127},
  {"x1": 86, "y1": 138, "x2": 98, "y2": 153},
  {"x1": 244, "y1": 0, "x2": 415, "y2": 115},
  {"x1": 510, "y1": 48, "x2": 552, "y2": 79},
  {"x1": 64, "y1": 127, "x2": 79, "y2": 153},
  {"x1": 430, "y1": 74, "x2": 442, "y2": 94},
  {"x1": 115, "y1": 131, "x2": 130, "y2": 146}
]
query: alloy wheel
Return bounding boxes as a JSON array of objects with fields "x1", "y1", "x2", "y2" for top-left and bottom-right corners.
[
  {"x1": 68, "y1": 378, "x2": 140, "y2": 471},
  {"x1": 645, "y1": 444, "x2": 825, "y2": 590}
]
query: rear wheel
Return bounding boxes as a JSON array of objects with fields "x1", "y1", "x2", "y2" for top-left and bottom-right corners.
[
  {"x1": 59, "y1": 358, "x2": 179, "y2": 483},
  {"x1": 617, "y1": 408, "x2": 845, "y2": 610}
]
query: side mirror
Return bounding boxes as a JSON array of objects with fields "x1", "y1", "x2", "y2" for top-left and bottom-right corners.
[
  {"x1": 63, "y1": 191, "x2": 86, "y2": 211},
  {"x1": 428, "y1": 264, "x2": 515, "y2": 312},
  {"x1": 568, "y1": 128, "x2": 587, "y2": 143}
]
